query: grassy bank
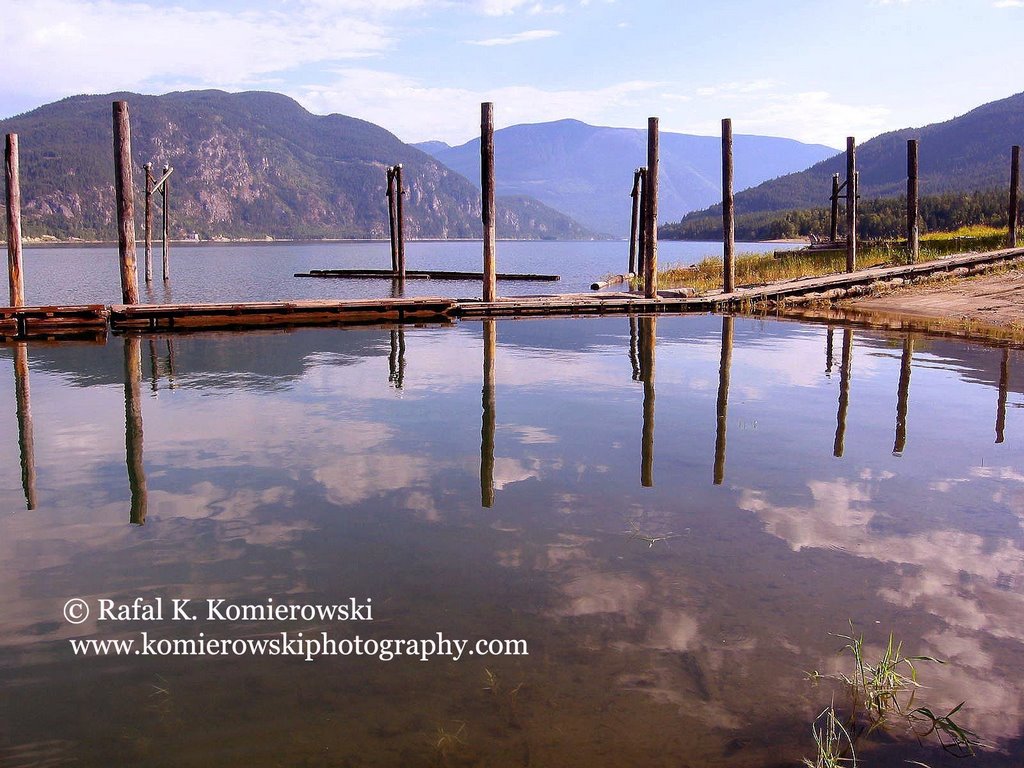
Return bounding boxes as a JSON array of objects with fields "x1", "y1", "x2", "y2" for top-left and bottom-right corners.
[{"x1": 658, "y1": 226, "x2": 1013, "y2": 293}]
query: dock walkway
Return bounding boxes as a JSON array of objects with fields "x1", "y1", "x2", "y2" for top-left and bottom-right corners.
[{"x1": 2, "y1": 247, "x2": 1021, "y2": 338}]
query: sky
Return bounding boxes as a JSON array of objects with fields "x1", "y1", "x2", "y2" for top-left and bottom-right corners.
[{"x1": 1, "y1": 0, "x2": 1022, "y2": 148}]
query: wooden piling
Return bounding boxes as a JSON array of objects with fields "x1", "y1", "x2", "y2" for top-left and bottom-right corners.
[
  {"x1": 894, "y1": 337, "x2": 913, "y2": 454},
  {"x1": 907, "y1": 140, "x2": 919, "y2": 262},
  {"x1": 846, "y1": 137, "x2": 857, "y2": 273},
  {"x1": 395, "y1": 164, "x2": 406, "y2": 276},
  {"x1": 644, "y1": 118, "x2": 659, "y2": 299},
  {"x1": 481, "y1": 103, "x2": 497, "y2": 302},
  {"x1": 628, "y1": 169, "x2": 642, "y2": 276},
  {"x1": 481, "y1": 319, "x2": 496, "y2": 507},
  {"x1": 722, "y1": 118, "x2": 735, "y2": 293},
  {"x1": 161, "y1": 164, "x2": 171, "y2": 282},
  {"x1": 5, "y1": 134, "x2": 25, "y2": 308},
  {"x1": 144, "y1": 163, "x2": 154, "y2": 284},
  {"x1": 829, "y1": 174, "x2": 840, "y2": 243},
  {"x1": 637, "y1": 168, "x2": 648, "y2": 279},
  {"x1": 833, "y1": 328, "x2": 853, "y2": 457},
  {"x1": 996, "y1": 347, "x2": 1009, "y2": 444},
  {"x1": 714, "y1": 315, "x2": 733, "y2": 485},
  {"x1": 639, "y1": 315, "x2": 656, "y2": 487},
  {"x1": 14, "y1": 343, "x2": 36, "y2": 509},
  {"x1": 123, "y1": 335, "x2": 147, "y2": 524},
  {"x1": 112, "y1": 102, "x2": 140, "y2": 304},
  {"x1": 386, "y1": 167, "x2": 399, "y2": 273},
  {"x1": 1010, "y1": 145, "x2": 1020, "y2": 248}
]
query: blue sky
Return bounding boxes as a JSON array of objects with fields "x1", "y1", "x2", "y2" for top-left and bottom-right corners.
[{"x1": 1, "y1": 0, "x2": 1021, "y2": 147}]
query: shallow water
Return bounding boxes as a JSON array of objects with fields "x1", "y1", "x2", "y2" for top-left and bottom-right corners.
[{"x1": 0, "y1": 315, "x2": 1021, "y2": 767}]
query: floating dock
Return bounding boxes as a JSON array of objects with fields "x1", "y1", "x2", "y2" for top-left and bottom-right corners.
[
  {"x1": 1, "y1": 248, "x2": 1021, "y2": 339},
  {"x1": 294, "y1": 268, "x2": 559, "y2": 282}
]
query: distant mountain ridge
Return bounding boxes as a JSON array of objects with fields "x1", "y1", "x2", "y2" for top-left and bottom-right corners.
[
  {"x1": 671, "y1": 90, "x2": 1024, "y2": 229},
  {"x1": 0, "y1": 90, "x2": 591, "y2": 241},
  {"x1": 416, "y1": 120, "x2": 837, "y2": 236}
]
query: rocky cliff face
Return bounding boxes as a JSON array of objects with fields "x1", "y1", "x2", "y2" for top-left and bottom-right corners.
[{"x1": 0, "y1": 90, "x2": 591, "y2": 241}]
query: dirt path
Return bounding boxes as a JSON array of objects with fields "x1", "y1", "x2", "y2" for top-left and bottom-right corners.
[{"x1": 844, "y1": 268, "x2": 1024, "y2": 329}]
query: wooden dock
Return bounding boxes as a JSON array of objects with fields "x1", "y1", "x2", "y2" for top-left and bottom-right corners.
[
  {"x1": 0, "y1": 248, "x2": 1020, "y2": 338},
  {"x1": 295, "y1": 269, "x2": 559, "y2": 282}
]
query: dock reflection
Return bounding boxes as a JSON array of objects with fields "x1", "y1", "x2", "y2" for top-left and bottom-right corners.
[
  {"x1": 638, "y1": 316, "x2": 656, "y2": 487},
  {"x1": 123, "y1": 335, "x2": 148, "y2": 525},
  {"x1": 13, "y1": 343, "x2": 36, "y2": 510},
  {"x1": 833, "y1": 328, "x2": 853, "y2": 458},
  {"x1": 714, "y1": 316, "x2": 734, "y2": 485},
  {"x1": 388, "y1": 330, "x2": 406, "y2": 389},
  {"x1": 481, "y1": 320, "x2": 496, "y2": 508},
  {"x1": 894, "y1": 337, "x2": 913, "y2": 455}
]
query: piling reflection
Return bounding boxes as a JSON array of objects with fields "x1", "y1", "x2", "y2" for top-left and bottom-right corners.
[
  {"x1": 893, "y1": 337, "x2": 913, "y2": 455},
  {"x1": 833, "y1": 328, "x2": 853, "y2": 457},
  {"x1": 123, "y1": 335, "x2": 148, "y2": 524},
  {"x1": 997, "y1": 347, "x2": 1009, "y2": 444},
  {"x1": 481, "y1": 320, "x2": 496, "y2": 507},
  {"x1": 13, "y1": 343, "x2": 36, "y2": 509},
  {"x1": 714, "y1": 316, "x2": 733, "y2": 485},
  {"x1": 628, "y1": 315, "x2": 640, "y2": 381},
  {"x1": 825, "y1": 325, "x2": 834, "y2": 375},
  {"x1": 638, "y1": 315, "x2": 656, "y2": 487},
  {"x1": 390, "y1": 277, "x2": 406, "y2": 299},
  {"x1": 388, "y1": 330, "x2": 406, "y2": 389}
]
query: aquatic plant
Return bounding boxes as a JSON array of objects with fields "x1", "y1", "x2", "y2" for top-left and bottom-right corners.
[{"x1": 804, "y1": 623, "x2": 979, "y2": 767}]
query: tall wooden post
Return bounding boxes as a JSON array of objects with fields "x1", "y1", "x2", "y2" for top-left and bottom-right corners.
[
  {"x1": 481, "y1": 103, "x2": 497, "y2": 302},
  {"x1": 907, "y1": 140, "x2": 919, "y2": 262},
  {"x1": 628, "y1": 169, "x2": 642, "y2": 276},
  {"x1": 714, "y1": 315, "x2": 734, "y2": 485},
  {"x1": 386, "y1": 167, "x2": 399, "y2": 273},
  {"x1": 5, "y1": 134, "x2": 25, "y2": 307},
  {"x1": 996, "y1": 347, "x2": 1009, "y2": 444},
  {"x1": 644, "y1": 118, "x2": 659, "y2": 298},
  {"x1": 123, "y1": 335, "x2": 148, "y2": 525},
  {"x1": 14, "y1": 343, "x2": 36, "y2": 509},
  {"x1": 636, "y1": 168, "x2": 648, "y2": 279},
  {"x1": 1009, "y1": 145, "x2": 1020, "y2": 248},
  {"x1": 829, "y1": 174, "x2": 840, "y2": 243},
  {"x1": 639, "y1": 315, "x2": 656, "y2": 487},
  {"x1": 834, "y1": 328, "x2": 853, "y2": 458},
  {"x1": 894, "y1": 337, "x2": 913, "y2": 455},
  {"x1": 395, "y1": 164, "x2": 406, "y2": 276},
  {"x1": 722, "y1": 118, "x2": 735, "y2": 293},
  {"x1": 112, "y1": 101, "x2": 140, "y2": 304},
  {"x1": 481, "y1": 320, "x2": 496, "y2": 507},
  {"x1": 161, "y1": 164, "x2": 171, "y2": 282},
  {"x1": 144, "y1": 163, "x2": 154, "y2": 284},
  {"x1": 846, "y1": 137, "x2": 857, "y2": 273}
]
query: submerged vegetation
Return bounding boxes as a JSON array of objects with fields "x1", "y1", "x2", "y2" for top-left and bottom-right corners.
[{"x1": 804, "y1": 625, "x2": 980, "y2": 767}]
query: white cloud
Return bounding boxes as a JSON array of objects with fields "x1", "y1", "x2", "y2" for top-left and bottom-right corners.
[
  {"x1": 0, "y1": 1, "x2": 394, "y2": 102},
  {"x1": 297, "y1": 69, "x2": 665, "y2": 143},
  {"x1": 993, "y1": 0, "x2": 1024, "y2": 7},
  {"x1": 467, "y1": 28, "x2": 560, "y2": 45}
]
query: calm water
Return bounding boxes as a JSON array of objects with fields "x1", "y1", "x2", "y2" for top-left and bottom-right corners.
[
  {"x1": 19, "y1": 239, "x2": 776, "y2": 305},
  {"x1": 0, "y1": 315, "x2": 1022, "y2": 767}
]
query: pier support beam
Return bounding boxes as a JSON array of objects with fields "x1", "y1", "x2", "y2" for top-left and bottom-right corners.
[
  {"x1": 386, "y1": 167, "x2": 399, "y2": 272},
  {"x1": 1010, "y1": 145, "x2": 1020, "y2": 249},
  {"x1": 846, "y1": 137, "x2": 857, "y2": 274},
  {"x1": 161, "y1": 164, "x2": 171, "y2": 282},
  {"x1": 907, "y1": 140, "x2": 919, "y2": 262},
  {"x1": 144, "y1": 163, "x2": 154, "y2": 284},
  {"x1": 6, "y1": 133, "x2": 25, "y2": 308},
  {"x1": 829, "y1": 174, "x2": 840, "y2": 243},
  {"x1": 644, "y1": 118, "x2": 659, "y2": 298},
  {"x1": 395, "y1": 164, "x2": 406, "y2": 276},
  {"x1": 722, "y1": 118, "x2": 735, "y2": 293},
  {"x1": 481, "y1": 102, "x2": 497, "y2": 302},
  {"x1": 113, "y1": 101, "x2": 140, "y2": 305},
  {"x1": 628, "y1": 169, "x2": 642, "y2": 276}
]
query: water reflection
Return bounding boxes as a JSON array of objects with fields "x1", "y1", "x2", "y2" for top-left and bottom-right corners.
[
  {"x1": 0, "y1": 317, "x2": 1021, "y2": 767},
  {"x1": 13, "y1": 343, "x2": 36, "y2": 510}
]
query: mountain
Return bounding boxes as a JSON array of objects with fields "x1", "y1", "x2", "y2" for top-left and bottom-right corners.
[
  {"x1": 415, "y1": 120, "x2": 836, "y2": 237},
  {"x1": 0, "y1": 90, "x2": 591, "y2": 241},
  {"x1": 671, "y1": 91, "x2": 1024, "y2": 229}
]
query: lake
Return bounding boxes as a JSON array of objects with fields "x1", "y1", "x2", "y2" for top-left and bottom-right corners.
[
  {"x1": 0, "y1": 308, "x2": 1021, "y2": 766},
  {"x1": 18, "y1": 239, "x2": 777, "y2": 305}
]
